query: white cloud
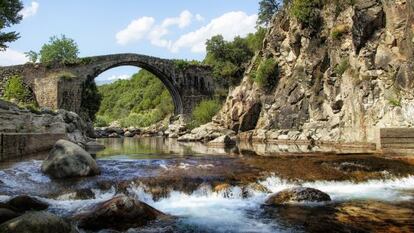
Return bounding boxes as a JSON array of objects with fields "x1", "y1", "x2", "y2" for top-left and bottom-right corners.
[
  {"x1": 19, "y1": 1, "x2": 39, "y2": 19},
  {"x1": 0, "y1": 49, "x2": 28, "y2": 66},
  {"x1": 115, "y1": 10, "x2": 257, "y2": 54},
  {"x1": 103, "y1": 74, "x2": 131, "y2": 81},
  {"x1": 161, "y1": 10, "x2": 193, "y2": 29},
  {"x1": 116, "y1": 17, "x2": 155, "y2": 45},
  {"x1": 96, "y1": 74, "x2": 132, "y2": 85},
  {"x1": 170, "y1": 11, "x2": 258, "y2": 53},
  {"x1": 195, "y1": 14, "x2": 205, "y2": 22}
]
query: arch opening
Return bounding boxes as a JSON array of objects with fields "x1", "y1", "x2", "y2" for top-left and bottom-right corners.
[{"x1": 90, "y1": 64, "x2": 180, "y2": 128}]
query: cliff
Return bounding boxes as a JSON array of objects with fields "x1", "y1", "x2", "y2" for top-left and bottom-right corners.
[{"x1": 183, "y1": 0, "x2": 414, "y2": 146}]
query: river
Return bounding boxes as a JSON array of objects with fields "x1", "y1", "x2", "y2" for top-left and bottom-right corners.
[{"x1": 0, "y1": 137, "x2": 413, "y2": 232}]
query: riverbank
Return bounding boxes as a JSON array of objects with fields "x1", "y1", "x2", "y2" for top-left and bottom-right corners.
[{"x1": 0, "y1": 137, "x2": 413, "y2": 232}]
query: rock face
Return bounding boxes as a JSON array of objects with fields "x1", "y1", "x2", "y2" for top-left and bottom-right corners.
[
  {"x1": 207, "y1": 135, "x2": 236, "y2": 147},
  {"x1": 41, "y1": 139, "x2": 100, "y2": 179},
  {"x1": 178, "y1": 122, "x2": 236, "y2": 142},
  {"x1": 208, "y1": 0, "x2": 414, "y2": 145},
  {"x1": 0, "y1": 100, "x2": 90, "y2": 145},
  {"x1": 0, "y1": 211, "x2": 76, "y2": 233},
  {"x1": 74, "y1": 194, "x2": 166, "y2": 231},
  {"x1": 6, "y1": 196, "x2": 49, "y2": 212},
  {"x1": 265, "y1": 187, "x2": 331, "y2": 205}
]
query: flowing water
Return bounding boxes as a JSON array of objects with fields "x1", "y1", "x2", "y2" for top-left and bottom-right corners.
[{"x1": 1, "y1": 137, "x2": 414, "y2": 232}]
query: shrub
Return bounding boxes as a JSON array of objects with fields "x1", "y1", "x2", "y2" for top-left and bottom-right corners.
[
  {"x1": 331, "y1": 24, "x2": 348, "y2": 40},
  {"x1": 290, "y1": 0, "x2": 323, "y2": 27},
  {"x1": 388, "y1": 98, "x2": 402, "y2": 107},
  {"x1": 119, "y1": 109, "x2": 164, "y2": 128},
  {"x1": 173, "y1": 59, "x2": 202, "y2": 71},
  {"x1": 190, "y1": 99, "x2": 221, "y2": 128},
  {"x1": 334, "y1": 58, "x2": 350, "y2": 77},
  {"x1": 253, "y1": 58, "x2": 278, "y2": 90},
  {"x1": 3, "y1": 75, "x2": 32, "y2": 104},
  {"x1": 94, "y1": 115, "x2": 112, "y2": 127}
]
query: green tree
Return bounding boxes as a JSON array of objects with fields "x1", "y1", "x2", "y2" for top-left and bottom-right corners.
[
  {"x1": 3, "y1": 75, "x2": 31, "y2": 103},
  {"x1": 0, "y1": 0, "x2": 23, "y2": 50},
  {"x1": 39, "y1": 35, "x2": 79, "y2": 64},
  {"x1": 257, "y1": 0, "x2": 281, "y2": 27},
  {"x1": 204, "y1": 34, "x2": 255, "y2": 87},
  {"x1": 24, "y1": 50, "x2": 38, "y2": 63}
]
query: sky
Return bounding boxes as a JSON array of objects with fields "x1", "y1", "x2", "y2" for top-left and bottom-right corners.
[{"x1": 0, "y1": 0, "x2": 260, "y2": 85}]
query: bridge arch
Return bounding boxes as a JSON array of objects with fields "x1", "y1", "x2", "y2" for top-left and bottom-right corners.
[
  {"x1": 0, "y1": 53, "x2": 215, "y2": 120},
  {"x1": 89, "y1": 60, "x2": 184, "y2": 115}
]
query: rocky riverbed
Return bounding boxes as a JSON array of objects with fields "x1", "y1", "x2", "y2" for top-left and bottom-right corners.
[{"x1": 0, "y1": 137, "x2": 413, "y2": 232}]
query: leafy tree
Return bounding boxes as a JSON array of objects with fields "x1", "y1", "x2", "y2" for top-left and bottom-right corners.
[
  {"x1": 24, "y1": 50, "x2": 38, "y2": 63},
  {"x1": 257, "y1": 0, "x2": 281, "y2": 27},
  {"x1": 0, "y1": 0, "x2": 23, "y2": 50},
  {"x1": 204, "y1": 35, "x2": 255, "y2": 87},
  {"x1": 39, "y1": 35, "x2": 79, "y2": 64}
]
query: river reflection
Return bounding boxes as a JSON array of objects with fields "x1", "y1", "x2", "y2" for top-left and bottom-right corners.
[{"x1": 1, "y1": 137, "x2": 413, "y2": 232}]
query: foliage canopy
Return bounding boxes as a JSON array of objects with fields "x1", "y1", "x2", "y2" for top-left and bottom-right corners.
[{"x1": 0, "y1": 0, "x2": 23, "y2": 50}]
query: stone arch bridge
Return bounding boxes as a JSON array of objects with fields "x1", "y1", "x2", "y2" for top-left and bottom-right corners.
[{"x1": 0, "y1": 53, "x2": 216, "y2": 117}]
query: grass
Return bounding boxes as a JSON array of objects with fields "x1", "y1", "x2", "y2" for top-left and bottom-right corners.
[{"x1": 334, "y1": 58, "x2": 350, "y2": 77}]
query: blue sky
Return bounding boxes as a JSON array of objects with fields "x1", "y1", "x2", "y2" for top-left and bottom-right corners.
[{"x1": 0, "y1": 0, "x2": 260, "y2": 84}]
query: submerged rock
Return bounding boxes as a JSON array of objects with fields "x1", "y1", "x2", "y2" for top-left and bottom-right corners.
[
  {"x1": 74, "y1": 194, "x2": 167, "y2": 231},
  {"x1": 0, "y1": 211, "x2": 76, "y2": 233},
  {"x1": 0, "y1": 208, "x2": 20, "y2": 224},
  {"x1": 41, "y1": 139, "x2": 100, "y2": 179},
  {"x1": 265, "y1": 187, "x2": 331, "y2": 205},
  {"x1": 6, "y1": 195, "x2": 49, "y2": 212}
]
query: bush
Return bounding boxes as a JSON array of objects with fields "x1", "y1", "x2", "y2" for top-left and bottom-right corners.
[
  {"x1": 253, "y1": 58, "x2": 278, "y2": 90},
  {"x1": 290, "y1": 0, "x2": 323, "y2": 27},
  {"x1": 94, "y1": 115, "x2": 112, "y2": 127},
  {"x1": 334, "y1": 58, "x2": 350, "y2": 77},
  {"x1": 331, "y1": 24, "x2": 348, "y2": 40},
  {"x1": 173, "y1": 59, "x2": 202, "y2": 71},
  {"x1": 3, "y1": 75, "x2": 32, "y2": 104},
  {"x1": 190, "y1": 99, "x2": 221, "y2": 128}
]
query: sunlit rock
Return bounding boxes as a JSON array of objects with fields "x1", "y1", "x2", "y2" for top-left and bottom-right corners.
[
  {"x1": 265, "y1": 187, "x2": 331, "y2": 205},
  {"x1": 41, "y1": 139, "x2": 100, "y2": 179}
]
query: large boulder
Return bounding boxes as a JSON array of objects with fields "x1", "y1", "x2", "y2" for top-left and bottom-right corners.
[
  {"x1": 6, "y1": 195, "x2": 49, "y2": 212},
  {"x1": 207, "y1": 135, "x2": 236, "y2": 147},
  {"x1": 41, "y1": 140, "x2": 100, "y2": 179},
  {"x1": 0, "y1": 211, "x2": 76, "y2": 233},
  {"x1": 265, "y1": 187, "x2": 331, "y2": 205},
  {"x1": 74, "y1": 194, "x2": 167, "y2": 231},
  {"x1": 0, "y1": 207, "x2": 20, "y2": 224}
]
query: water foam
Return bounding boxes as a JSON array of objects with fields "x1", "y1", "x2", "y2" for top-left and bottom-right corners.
[{"x1": 260, "y1": 175, "x2": 414, "y2": 202}]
